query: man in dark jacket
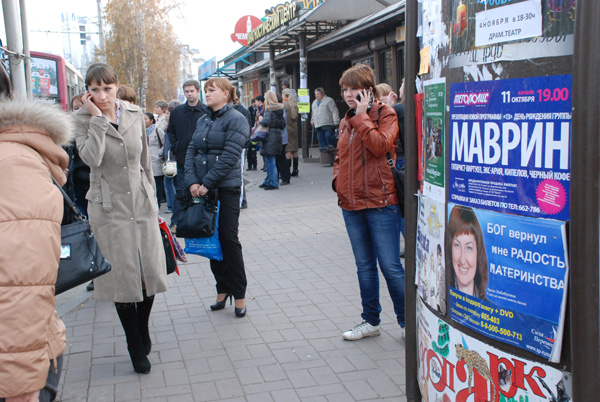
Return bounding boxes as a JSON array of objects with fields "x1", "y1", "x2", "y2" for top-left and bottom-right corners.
[{"x1": 167, "y1": 80, "x2": 206, "y2": 232}]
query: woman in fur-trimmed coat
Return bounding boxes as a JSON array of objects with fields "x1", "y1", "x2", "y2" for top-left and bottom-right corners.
[{"x1": 0, "y1": 93, "x2": 69, "y2": 401}]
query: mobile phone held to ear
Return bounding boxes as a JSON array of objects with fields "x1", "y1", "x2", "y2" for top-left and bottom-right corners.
[{"x1": 356, "y1": 89, "x2": 371, "y2": 102}]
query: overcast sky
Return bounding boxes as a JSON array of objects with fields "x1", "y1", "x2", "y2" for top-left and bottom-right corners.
[{"x1": 1, "y1": 0, "x2": 278, "y2": 61}]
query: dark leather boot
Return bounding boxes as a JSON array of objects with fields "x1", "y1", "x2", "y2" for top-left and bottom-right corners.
[
  {"x1": 136, "y1": 290, "x2": 155, "y2": 356},
  {"x1": 291, "y1": 157, "x2": 299, "y2": 177},
  {"x1": 115, "y1": 302, "x2": 151, "y2": 374}
]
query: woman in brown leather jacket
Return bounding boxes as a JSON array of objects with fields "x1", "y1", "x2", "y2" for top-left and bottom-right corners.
[{"x1": 332, "y1": 64, "x2": 405, "y2": 341}]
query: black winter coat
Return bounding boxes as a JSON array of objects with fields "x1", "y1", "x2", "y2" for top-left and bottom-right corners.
[
  {"x1": 167, "y1": 101, "x2": 207, "y2": 168},
  {"x1": 185, "y1": 103, "x2": 249, "y2": 190},
  {"x1": 259, "y1": 106, "x2": 285, "y2": 156}
]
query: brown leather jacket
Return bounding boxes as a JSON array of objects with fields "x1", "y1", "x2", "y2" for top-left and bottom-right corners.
[{"x1": 332, "y1": 101, "x2": 399, "y2": 211}]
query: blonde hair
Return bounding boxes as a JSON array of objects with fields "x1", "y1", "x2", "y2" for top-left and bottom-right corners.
[
  {"x1": 375, "y1": 83, "x2": 393, "y2": 99},
  {"x1": 282, "y1": 88, "x2": 298, "y2": 119}
]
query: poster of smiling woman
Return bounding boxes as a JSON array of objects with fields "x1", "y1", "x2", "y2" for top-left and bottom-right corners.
[{"x1": 446, "y1": 203, "x2": 569, "y2": 362}]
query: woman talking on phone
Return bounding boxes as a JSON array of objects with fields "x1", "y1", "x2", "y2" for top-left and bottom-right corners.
[
  {"x1": 72, "y1": 63, "x2": 167, "y2": 374},
  {"x1": 333, "y1": 64, "x2": 405, "y2": 341}
]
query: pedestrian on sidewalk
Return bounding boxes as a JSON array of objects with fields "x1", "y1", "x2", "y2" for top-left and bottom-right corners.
[
  {"x1": 144, "y1": 112, "x2": 166, "y2": 208},
  {"x1": 166, "y1": 80, "x2": 207, "y2": 234},
  {"x1": 283, "y1": 88, "x2": 300, "y2": 177},
  {"x1": 0, "y1": 65, "x2": 68, "y2": 402},
  {"x1": 73, "y1": 63, "x2": 167, "y2": 374},
  {"x1": 185, "y1": 77, "x2": 250, "y2": 317},
  {"x1": 258, "y1": 91, "x2": 285, "y2": 190},
  {"x1": 333, "y1": 64, "x2": 406, "y2": 341},
  {"x1": 163, "y1": 100, "x2": 181, "y2": 213}
]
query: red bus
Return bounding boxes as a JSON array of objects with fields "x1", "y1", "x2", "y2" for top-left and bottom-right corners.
[{"x1": 30, "y1": 51, "x2": 84, "y2": 111}]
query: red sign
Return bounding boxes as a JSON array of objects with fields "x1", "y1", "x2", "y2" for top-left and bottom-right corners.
[{"x1": 230, "y1": 15, "x2": 263, "y2": 47}]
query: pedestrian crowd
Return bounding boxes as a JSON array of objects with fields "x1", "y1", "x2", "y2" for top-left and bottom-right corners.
[{"x1": 0, "y1": 61, "x2": 406, "y2": 401}]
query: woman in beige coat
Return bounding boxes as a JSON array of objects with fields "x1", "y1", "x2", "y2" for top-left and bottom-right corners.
[
  {"x1": 0, "y1": 68, "x2": 67, "y2": 401},
  {"x1": 73, "y1": 63, "x2": 167, "y2": 374}
]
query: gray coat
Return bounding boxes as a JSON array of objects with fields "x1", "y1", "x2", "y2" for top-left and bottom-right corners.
[
  {"x1": 73, "y1": 101, "x2": 167, "y2": 303},
  {"x1": 148, "y1": 125, "x2": 165, "y2": 176},
  {"x1": 185, "y1": 103, "x2": 249, "y2": 189}
]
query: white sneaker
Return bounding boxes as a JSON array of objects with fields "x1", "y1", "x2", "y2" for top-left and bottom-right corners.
[
  {"x1": 343, "y1": 321, "x2": 380, "y2": 341},
  {"x1": 399, "y1": 327, "x2": 405, "y2": 339}
]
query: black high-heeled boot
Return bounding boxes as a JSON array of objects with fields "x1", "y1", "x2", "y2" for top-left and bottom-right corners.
[
  {"x1": 210, "y1": 293, "x2": 233, "y2": 311},
  {"x1": 136, "y1": 290, "x2": 155, "y2": 356},
  {"x1": 234, "y1": 299, "x2": 247, "y2": 318},
  {"x1": 115, "y1": 302, "x2": 151, "y2": 374},
  {"x1": 291, "y1": 157, "x2": 299, "y2": 177}
]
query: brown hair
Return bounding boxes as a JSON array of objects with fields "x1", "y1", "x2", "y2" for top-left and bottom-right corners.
[
  {"x1": 117, "y1": 86, "x2": 137, "y2": 104},
  {"x1": 85, "y1": 62, "x2": 118, "y2": 86},
  {"x1": 70, "y1": 92, "x2": 84, "y2": 111},
  {"x1": 205, "y1": 77, "x2": 237, "y2": 104},
  {"x1": 182, "y1": 79, "x2": 200, "y2": 91},
  {"x1": 339, "y1": 64, "x2": 376, "y2": 98},
  {"x1": 446, "y1": 205, "x2": 489, "y2": 299},
  {"x1": 0, "y1": 63, "x2": 12, "y2": 98}
]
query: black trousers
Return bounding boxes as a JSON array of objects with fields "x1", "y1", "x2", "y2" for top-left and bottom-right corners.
[
  {"x1": 211, "y1": 187, "x2": 247, "y2": 299},
  {"x1": 276, "y1": 145, "x2": 290, "y2": 182},
  {"x1": 247, "y1": 143, "x2": 257, "y2": 169}
]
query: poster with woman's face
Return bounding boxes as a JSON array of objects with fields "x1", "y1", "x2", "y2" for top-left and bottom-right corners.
[{"x1": 445, "y1": 203, "x2": 569, "y2": 361}]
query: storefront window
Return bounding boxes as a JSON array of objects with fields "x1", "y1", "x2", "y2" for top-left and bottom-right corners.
[
  {"x1": 381, "y1": 50, "x2": 393, "y2": 85},
  {"x1": 355, "y1": 58, "x2": 374, "y2": 70}
]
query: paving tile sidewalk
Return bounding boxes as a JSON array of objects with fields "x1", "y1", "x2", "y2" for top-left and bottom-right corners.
[{"x1": 56, "y1": 159, "x2": 408, "y2": 401}]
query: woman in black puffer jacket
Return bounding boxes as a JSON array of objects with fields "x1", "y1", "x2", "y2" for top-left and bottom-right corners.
[
  {"x1": 258, "y1": 91, "x2": 286, "y2": 190},
  {"x1": 185, "y1": 77, "x2": 250, "y2": 317}
]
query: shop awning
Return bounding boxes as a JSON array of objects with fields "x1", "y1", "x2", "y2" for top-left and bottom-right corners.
[
  {"x1": 245, "y1": 0, "x2": 402, "y2": 55},
  {"x1": 236, "y1": 57, "x2": 270, "y2": 77},
  {"x1": 308, "y1": 1, "x2": 406, "y2": 52}
]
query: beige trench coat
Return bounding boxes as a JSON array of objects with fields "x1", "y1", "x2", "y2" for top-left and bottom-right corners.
[{"x1": 73, "y1": 101, "x2": 167, "y2": 302}]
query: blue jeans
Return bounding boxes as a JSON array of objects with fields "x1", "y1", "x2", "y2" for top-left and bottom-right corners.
[
  {"x1": 342, "y1": 204, "x2": 405, "y2": 327},
  {"x1": 262, "y1": 156, "x2": 278, "y2": 188},
  {"x1": 316, "y1": 126, "x2": 337, "y2": 150},
  {"x1": 164, "y1": 175, "x2": 176, "y2": 211},
  {"x1": 171, "y1": 167, "x2": 186, "y2": 226}
]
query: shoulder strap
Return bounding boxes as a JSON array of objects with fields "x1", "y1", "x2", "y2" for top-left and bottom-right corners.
[
  {"x1": 51, "y1": 175, "x2": 85, "y2": 221},
  {"x1": 156, "y1": 127, "x2": 164, "y2": 148}
]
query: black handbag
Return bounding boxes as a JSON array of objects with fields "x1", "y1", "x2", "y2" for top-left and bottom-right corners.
[
  {"x1": 52, "y1": 176, "x2": 112, "y2": 295},
  {"x1": 386, "y1": 152, "x2": 405, "y2": 217},
  {"x1": 176, "y1": 189, "x2": 219, "y2": 238}
]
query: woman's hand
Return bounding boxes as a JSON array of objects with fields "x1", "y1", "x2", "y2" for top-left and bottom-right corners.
[
  {"x1": 189, "y1": 183, "x2": 208, "y2": 198},
  {"x1": 82, "y1": 92, "x2": 102, "y2": 117},
  {"x1": 6, "y1": 391, "x2": 40, "y2": 402},
  {"x1": 356, "y1": 88, "x2": 371, "y2": 115}
]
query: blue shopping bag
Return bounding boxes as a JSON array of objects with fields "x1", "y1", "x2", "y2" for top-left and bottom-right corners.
[{"x1": 184, "y1": 202, "x2": 223, "y2": 261}]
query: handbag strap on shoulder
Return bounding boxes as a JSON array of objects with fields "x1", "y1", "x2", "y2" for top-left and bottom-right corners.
[{"x1": 51, "y1": 175, "x2": 86, "y2": 221}]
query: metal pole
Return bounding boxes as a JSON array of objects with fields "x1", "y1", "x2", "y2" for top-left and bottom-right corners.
[
  {"x1": 19, "y1": 0, "x2": 32, "y2": 99},
  {"x1": 299, "y1": 32, "x2": 310, "y2": 160},
  {"x1": 570, "y1": 0, "x2": 600, "y2": 398},
  {"x1": 2, "y1": 0, "x2": 27, "y2": 98},
  {"x1": 269, "y1": 45, "x2": 276, "y2": 93},
  {"x1": 404, "y1": 0, "x2": 421, "y2": 400},
  {"x1": 96, "y1": 0, "x2": 105, "y2": 60}
]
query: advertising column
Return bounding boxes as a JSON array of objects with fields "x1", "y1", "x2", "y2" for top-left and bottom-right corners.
[{"x1": 412, "y1": 0, "x2": 574, "y2": 400}]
